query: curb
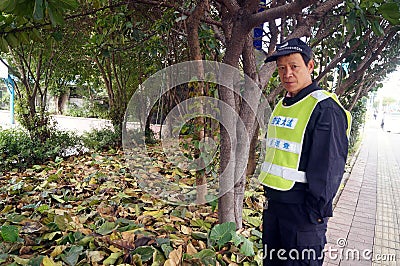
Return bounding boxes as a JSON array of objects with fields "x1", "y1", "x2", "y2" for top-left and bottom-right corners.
[{"x1": 332, "y1": 135, "x2": 363, "y2": 209}]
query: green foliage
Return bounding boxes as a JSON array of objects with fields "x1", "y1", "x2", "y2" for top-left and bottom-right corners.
[
  {"x1": 346, "y1": 0, "x2": 400, "y2": 36},
  {"x1": 4, "y1": 29, "x2": 70, "y2": 143},
  {"x1": 131, "y1": 246, "x2": 155, "y2": 262},
  {"x1": 60, "y1": 245, "x2": 84, "y2": 266},
  {"x1": 0, "y1": 91, "x2": 9, "y2": 109},
  {"x1": 96, "y1": 221, "x2": 117, "y2": 235},
  {"x1": 191, "y1": 249, "x2": 216, "y2": 266},
  {"x1": 382, "y1": 96, "x2": 398, "y2": 107},
  {"x1": 66, "y1": 102, "x2": 109, "y2": 119},
  {"x1": 14, "y1": 107, "x2": 53, "y2": 143},
  {"x1": 209, "y1": 222, "x2": 237, "y2": 248},
  {"x1": 0, "y1": 128, "x2": 82, "y2": 172},
  {"x1": 0, "y1": 0, "x2": 79, "y2": 53},
  {"x1": 81, "y1": 127, "x2": 121, "y2": 152},
  {"x1": 0, "y1": 225, "x2": 19, "y2": 243},
  {"x1": 0, "y1": 0, "x2": 78, "y2": 26},
  {"x1": 209, "y1": 222, "x2": 256, "y2": 257},
  {"x1": 349, "y1": 98, "x2": 367, "y2": 150}
]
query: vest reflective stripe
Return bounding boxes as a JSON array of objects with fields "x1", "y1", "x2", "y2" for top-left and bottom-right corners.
[
  {"x1": 266, "y1": 137, "x2": 302, "y2": 154},
  {"x1": 258, "y1": 90, "x2": 352, "y2": 191},
  {"x1": 261, "y1": 162, "x2": 307, "y2": 183},
  {"x1": 310, "y1": 90, "x2": 330, "y2": 101}
]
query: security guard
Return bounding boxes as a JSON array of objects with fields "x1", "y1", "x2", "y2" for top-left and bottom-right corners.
[{"x1": 259, "y1": 38, "x2": 351, "y2": 265}]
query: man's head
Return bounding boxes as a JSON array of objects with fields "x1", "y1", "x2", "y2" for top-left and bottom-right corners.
[{"x1": 265, "y1": 38, "x2": 314, "y2": 96}]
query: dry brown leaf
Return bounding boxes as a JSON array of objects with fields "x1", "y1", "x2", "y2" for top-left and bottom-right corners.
[
  {"x1": 164, "y1": 258, "x2": 174, "y2": 265},
  {"x1": 198, "y1": 240, "x2": 207, "y2": 250},
  {"x1": 186, "y1": 242, "x2": 197, "y2": 255},
  {"x1": 180, "y1": 225, "x2": 191, "y2": 235},
  {"x1": 78, "y1": 228, "x2": 93, "y2": 235},
  {"x1": 87, "y1": 251, "x2": 105, "y2": 264},
  {"x1": 97, "y1": 204, "x2": 115, "y2": 216},
  {"x1": 165, "y1": 245, "x2": 183, "y2": 266},
  {"x1": 19, "y1": 246, "x2": 32, "y2": 255},
  {"x1": 137, "y1": 215, "x2": 156, "y2": 225},
  {"x1": 22, "y1": 235, "x2": 36, "y2": 246},
  {"x1": 121, "y1": 231, "x2": 136, "y2": 242},
  {"x1": 112, "y1": 239, "x2": 135, "y2": 250},
  {"x1": 170, "y1": 216, "x2": 185, "y2": 222},
  {"x1": 149, "y1": 167, "x2": 161, "y2": 173}
]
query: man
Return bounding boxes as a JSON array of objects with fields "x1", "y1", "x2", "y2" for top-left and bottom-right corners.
[{"x1": 258, "y1": 38, "x2": 351, "y2": 265}]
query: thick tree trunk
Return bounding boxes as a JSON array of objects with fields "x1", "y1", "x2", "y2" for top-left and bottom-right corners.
[
  {"x1": 232, "y1": 33, "x2": 262, "y2": 228},
  {"x1": 218, "y1": 79, "x2": 241, "y2": 223},
  {"x1": 218, "y1": 88, "x2": 239, "y2": 223},
  {"x1": 217, "y1": 0, "x2": 315, "y2": 227}
]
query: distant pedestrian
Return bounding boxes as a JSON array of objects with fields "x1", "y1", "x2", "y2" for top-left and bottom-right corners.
[{"x1": 259, "y1": 38, "x2": 351, "y2": 265}]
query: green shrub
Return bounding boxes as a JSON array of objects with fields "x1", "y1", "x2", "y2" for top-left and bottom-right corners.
[
  {"x1": 349, "y1": 99, "x2": 367, "y2": 152},
  {"x1": 82, "y1": 127, "x2": 121, "y2": 152},
  {"x1": 66, "y1": 101, "x2": 108, "y2": 119},
  {"x1": 0, "y1": 128, "x2": 83, "y2": 173}
]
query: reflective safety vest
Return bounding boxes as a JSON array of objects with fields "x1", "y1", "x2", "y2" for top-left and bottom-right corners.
[{"x1": 258, "y1": 90, "x2": 352, "y2": 191}]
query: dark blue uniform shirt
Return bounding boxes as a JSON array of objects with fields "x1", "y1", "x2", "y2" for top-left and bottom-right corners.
[{"x1": 264, "y1": 81, "x2": 349, "y2": 224}]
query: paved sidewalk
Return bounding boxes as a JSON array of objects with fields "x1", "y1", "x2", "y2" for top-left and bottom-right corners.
[{"x1": 324, "y1": 120, "x2": 400, "y2": 266}]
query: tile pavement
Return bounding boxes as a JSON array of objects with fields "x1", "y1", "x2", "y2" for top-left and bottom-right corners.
[{"x1": 323, "y1": 121, "x2": 400, "y2": 266}]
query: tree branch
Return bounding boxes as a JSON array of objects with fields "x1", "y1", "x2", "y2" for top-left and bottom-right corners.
[
  {"x1": 287, "y1": 0, "x2": 344, "y2": 39},
  {"x1": 217, "y1": 0, "x2": 240, "y2": 13},
  {"x1": 336, "y1": 28, "x2": 397, "y2": 95},
  {"x1": 247, "y1": 0, "x2": 318, "y2": 30}
]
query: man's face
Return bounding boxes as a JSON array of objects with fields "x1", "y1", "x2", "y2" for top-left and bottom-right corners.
[{"x1": 276, "y1": 53, "x2": 314, "y2": 96}]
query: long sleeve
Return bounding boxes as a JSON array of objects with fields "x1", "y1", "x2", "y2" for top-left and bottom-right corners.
[{"x1": 303, "y1": 99, "x2": 349, "y2": 224}]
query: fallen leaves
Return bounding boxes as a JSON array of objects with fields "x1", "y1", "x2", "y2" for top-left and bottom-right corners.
[
  {"x1": 0, "y1": 149, "x2": 264, "y2": 265},
  {"x1": 164, "y1": 245, "x2": 182, "y2": 266}
]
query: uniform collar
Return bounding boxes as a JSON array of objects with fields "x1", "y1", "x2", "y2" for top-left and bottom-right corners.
[{"x1": 282, "y1": 81, "x2": 320, "y2": 106}]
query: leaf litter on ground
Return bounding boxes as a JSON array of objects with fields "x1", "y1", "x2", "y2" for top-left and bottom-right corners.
[{"x1": 0, "y1": 145, "x2": 264, "y2": 265}]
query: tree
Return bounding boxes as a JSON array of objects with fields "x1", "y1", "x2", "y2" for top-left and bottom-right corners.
[
  {"x1": 1, "y1": 0, "x2": 399, "y2": 229},
  {"x1": 170, "y1": 0, "x2": 400, "y2": 227},
  {"x1": 0, "y1": 0, "x2": 79, "y2": 141},
  {"x1": 4, "y1": 33, "x2": 61, "y2": 142}
]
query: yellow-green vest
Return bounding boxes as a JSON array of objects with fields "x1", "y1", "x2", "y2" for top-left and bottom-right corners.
[{"x1": 258, "y1": 90, "x2": 352, "y2": 191}]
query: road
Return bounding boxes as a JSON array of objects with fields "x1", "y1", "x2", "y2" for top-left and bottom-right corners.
[
  {"x1": 0, "y1": 110, "x2": 161, "y2": 135},
  {"x1": 365, "y1": 114, "x2": 400, "y2": 167},
  {"x1": 386, "y1": 130, "x2": 400, "y2": 154},
  {"x1": 370, "y1": 113, "x2": 400, "y2": 170},
  {"x1": 0, "y1": 110, "x2": 112, "y2": 134}
]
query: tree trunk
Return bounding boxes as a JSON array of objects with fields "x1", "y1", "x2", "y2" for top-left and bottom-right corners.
[
  {"x1": 186, "y1": 0, "x2": 209, "y2": 204},
  {"x1": 246, "y1": 122, "x2": 260, "y2": 176},
  {"x1": 11, "y1": 46, "x2": 53, "y2": 143},
  {"x1": 218, "y1": 8, "x2": 250, "y2": 225},
  {"x1": 231, "y1": 33, "x2": 262, "y2": 228}
]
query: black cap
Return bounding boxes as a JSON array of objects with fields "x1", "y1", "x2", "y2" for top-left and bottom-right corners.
[{"x1": 265, "y1": 38, "x2": 312, "y2": 63}]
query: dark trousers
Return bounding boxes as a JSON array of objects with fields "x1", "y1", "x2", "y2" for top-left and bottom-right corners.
[{"x1": 262, "y1": 201, "x2": 327, "y2": 266}]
